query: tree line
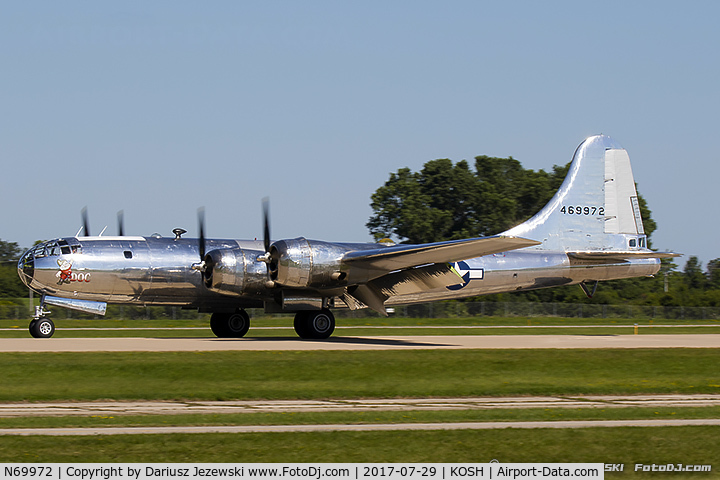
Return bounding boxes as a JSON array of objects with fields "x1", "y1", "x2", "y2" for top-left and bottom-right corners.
[{"x1": 0, "y1": 240, "x2": 26, "y2": 299}]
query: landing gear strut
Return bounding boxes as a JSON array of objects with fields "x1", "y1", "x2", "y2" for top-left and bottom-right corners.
[
  {"x1": 210, "y1": 310, "x2": 250, "y2": 338},
  {"x1": 294, "y1": 309, "x2": 335, "y2": 339},
  {"x1": 29, "y1": 304, "x2": 55, "y2": 338}
]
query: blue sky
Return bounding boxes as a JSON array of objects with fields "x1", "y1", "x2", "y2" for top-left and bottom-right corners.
[{"x1": 1, "y1": 2, "x2": 718, "y2": 266}]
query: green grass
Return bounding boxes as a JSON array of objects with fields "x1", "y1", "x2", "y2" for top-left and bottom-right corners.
[
  {"x1": 1, "y1": 427, "x2": 719, "y2": 470},
  {"x1": 1, "y1": 349, "x2": 719, "y2": 470},
  {"x1": 2, "y1": 323, "x2": 720, "y2": 469},
  {"x1": 3, "y1": 406, "x2": 720, "y2": 430},
  {"x1": 2, "y1": 349, "x2": 720, "y2": 402}
]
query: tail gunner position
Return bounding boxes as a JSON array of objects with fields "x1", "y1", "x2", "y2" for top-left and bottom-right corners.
[{"x1": 17, "y1": 135, "x2": 677, "y2": 338}]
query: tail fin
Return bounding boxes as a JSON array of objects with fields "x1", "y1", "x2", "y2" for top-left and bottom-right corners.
[{"x1": 503, "y1": 135, "x2": 648, "y2": 252}]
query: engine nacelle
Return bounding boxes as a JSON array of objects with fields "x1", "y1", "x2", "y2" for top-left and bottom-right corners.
[
  {"x1": 204, "y1": 247, "x2": 268, "y2": 296},
  {"x1": 269, "y1": 237, "x2": 349, "y2": 288}
]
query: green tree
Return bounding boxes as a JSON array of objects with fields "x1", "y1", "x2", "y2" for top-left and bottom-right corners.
[
  {"x1": 368, "y1": 157, "x2": 654, "y2": 244},
  {"x1": 0, "y1": 240, "x2": 21, "y2": 262},
  {"x1": 683, "y1": 256, "x2": 706, "y2": 290},
  {"x1": 368, "y1": 156, "x2": 568, "y2": 243},
  {"x1": 0, "y1": 239, "x2": 26, "y2": 298},
  {"x1": 635, "y1": 184, "x2": 657, "y2": 244},
  {"x1": 706, "y1": 258, "x2": 720, "y2": 288}
]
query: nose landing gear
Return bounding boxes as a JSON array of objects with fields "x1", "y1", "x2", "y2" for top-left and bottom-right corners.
[{"x1": 29, "y1": 305, "x2": 55, "y2": 338}]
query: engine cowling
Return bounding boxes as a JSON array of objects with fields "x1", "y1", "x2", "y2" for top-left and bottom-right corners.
[
  {"x1": 203, "y1": 247, "x2": 268, "y2": 296},
  {"x1": 269, "y1": 237, "x2": 349, "y2": 288}
]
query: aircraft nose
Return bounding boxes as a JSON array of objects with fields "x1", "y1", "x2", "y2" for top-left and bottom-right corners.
[{"x1": 17, "y1": 249, "x2": 34, "y2": 288}]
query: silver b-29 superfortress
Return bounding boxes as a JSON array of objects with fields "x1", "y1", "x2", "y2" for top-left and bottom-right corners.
[{"x1": 17, "y1": 135, "x2": 677, "y2": 339}]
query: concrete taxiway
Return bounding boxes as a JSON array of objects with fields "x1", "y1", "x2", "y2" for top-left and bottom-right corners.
[{"x1": 1, "y1": 334, "x2": 720, "y2": 352}]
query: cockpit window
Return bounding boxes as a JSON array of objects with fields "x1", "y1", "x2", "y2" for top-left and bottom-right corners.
[
  {"x1": 31, "y1": 244, "x2": 47, "y2": 258},
  {"x1": 629, "y1": 239, "x2": 637, "y2": 248},
  {"x1": 59, "y1": 240, "x2": 71, "y2": 255},
  {"x1": 32, "y1": 240, "x2": 81, "y2": 257}
]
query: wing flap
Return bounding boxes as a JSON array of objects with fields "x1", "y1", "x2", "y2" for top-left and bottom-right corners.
[
  {"x1": 341, "y1": 263, "x2": 463, "y2": 315},
  {"x1": 370, "y1": 263, "x2": 462, "y2": 297}
]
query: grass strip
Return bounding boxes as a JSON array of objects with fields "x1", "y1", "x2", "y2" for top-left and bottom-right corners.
[
  {"x1": 1, "y1": 426, "x2": 719, "y2": 467},
  {"x1": 2, "y1": 349, "x2": 720, "y2": 402},
  {"x1": 2, "y1": 406, "x2": 720, "y2": 429}
]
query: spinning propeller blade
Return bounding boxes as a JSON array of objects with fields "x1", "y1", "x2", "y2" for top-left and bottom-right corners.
[
  {"x1": 81, "y1": 207, "x2": 90, "y2": 237},
  {"x1": 117, "y1": 210, "x2": 124, "y2": 236},
  {"x1": 262, "y1": 197, "x2": 271, "y2": 254},
  {"x1": 198, "y1": 207, "x2": 206, "y2": 261}
]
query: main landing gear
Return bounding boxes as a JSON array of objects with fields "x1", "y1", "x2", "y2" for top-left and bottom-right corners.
[
  {"x1": 293, "y1": 309, "x2": 335, "y2": 339},
  {"x1": 210, "y1": 310, "x2": 251, "y2": 338},
  {"x1": 209, "y1": 308, "x2": 336, "y2": 339},
  {"x1": 29, "y1": 305, "x2": 55, "y2": 338}
]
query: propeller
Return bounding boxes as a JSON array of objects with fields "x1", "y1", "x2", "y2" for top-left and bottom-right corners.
[
  {"x1": 194, "y1": 201, "x2": 274, "y2": 288},
  {"x1": 258, "y1": 197, "x2": 277, "y2": 287},
  {"x1": 262, "y1": 197, "x2": 271, "y2": 254},
  {"x1": 192, "y1": 208, "x2": 211, "y2": 285},
  {"x1": 81, "y1": 207, "x2": 90, "y2": 237},
  {"x1": 117, "y1": 210, "x2": 124, "y2": 236},
  {"x1": 198, "y1": 207, "x2": 206, "y2": 262}
]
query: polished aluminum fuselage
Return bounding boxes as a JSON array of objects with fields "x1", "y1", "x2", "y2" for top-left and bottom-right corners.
[
  {"x1": 20, "y1": 236, "x2": 263, "y2": 310},
  {"x1": 18, "y1": 234, "x2": 660, "y2": 310}
]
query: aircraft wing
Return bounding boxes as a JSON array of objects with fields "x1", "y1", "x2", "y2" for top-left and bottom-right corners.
[
  {"x1": 343, "y1": 235, "x2": 540, "y2": 272},
  {"x1": 337, "y1": 235, "x2": 539, "y2": 314}
]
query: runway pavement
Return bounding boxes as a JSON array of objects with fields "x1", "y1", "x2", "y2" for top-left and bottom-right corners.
[{"x1": 1, "y1": 334, "x2": 720, "y2": 352}]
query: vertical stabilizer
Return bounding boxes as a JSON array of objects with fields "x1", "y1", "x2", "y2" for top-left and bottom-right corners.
[{"x1": 503, "y1": 135, "x2": 647, "y2": 252}]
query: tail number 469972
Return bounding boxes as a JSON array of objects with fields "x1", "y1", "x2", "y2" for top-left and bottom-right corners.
[{"x1": 560, "y1": 205, "x2": 605, "y2": 216}]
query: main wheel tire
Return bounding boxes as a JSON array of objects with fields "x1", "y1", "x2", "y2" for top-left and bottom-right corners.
[
  {"x1": 29, "y1": 318, "x2": 55, "y2": 338},
  {"x1": 294, "y1": 309, "x2": 335, "y2": 339},
  {"x1": 210, "y1": 311, "x2": 250, "y2": 338},
  {"x1": 210, "y1": 313, "x2": 230, "y2": 337},
  {"x1": 226, "y1": 310, "x2": 250, "y2": 338},
  {"x1": 293, "y1": 311, "x2": 311, "y2": 339}
]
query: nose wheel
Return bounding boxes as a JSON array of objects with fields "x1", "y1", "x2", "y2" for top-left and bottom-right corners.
[
  {"x1": 29, "y1": 304, "x2": 55, "y2": 338},
  {"x1": 29, "y1": 318, "x2": 55, "y2": 338}
]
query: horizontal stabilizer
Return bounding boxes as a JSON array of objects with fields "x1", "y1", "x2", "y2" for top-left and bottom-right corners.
[
  {"x1": 343, "y1": 235, "x2": 540, "y2": 272},
  {"x1": 568, "y1": 251, "x2": 680, "y2": 265}
]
